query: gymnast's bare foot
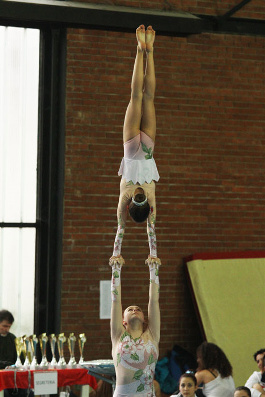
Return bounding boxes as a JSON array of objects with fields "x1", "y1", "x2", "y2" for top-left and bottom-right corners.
[
  {"x1": 146, "y1": 25, "x2": 155, "y2": 52},
  {"x1": 136, "y1": 25, "x2": 146, "y2": 51}
]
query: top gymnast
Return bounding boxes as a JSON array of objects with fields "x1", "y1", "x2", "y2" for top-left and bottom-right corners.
[{"x1": 110, "y1": 25, "x2": 160, "y2": 265}]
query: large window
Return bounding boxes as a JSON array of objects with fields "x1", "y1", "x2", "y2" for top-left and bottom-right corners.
[{"x1": 0, "y1": 26, "x2": 40, "y2": 336}]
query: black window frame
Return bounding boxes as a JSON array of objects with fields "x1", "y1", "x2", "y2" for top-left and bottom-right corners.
[{"x1": 0, "y1": 19, "x2": 66, "y2": 336}]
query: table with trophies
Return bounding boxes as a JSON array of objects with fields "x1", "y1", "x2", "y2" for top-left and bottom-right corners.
[{"x1": 0, "y1": 333, "x2": 98, "y2": 396}]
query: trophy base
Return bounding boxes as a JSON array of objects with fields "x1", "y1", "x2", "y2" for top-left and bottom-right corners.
[
  {"x1": 49, "y1": 357, "x2": 58, "y2": 368},
  {"x1": 38, "y1": 365, "x2": 49, "y2": 370},
  {"x1": 15, "y1": 358, "x2": 23, "y2": 368},
  {"x1": 23, "y1": 357, "x2": 31, "y2": 369},
  {"x1": 58, "y1": 357, "x2": 67, "y2": 369},
  {"x1": 67, "y1": 358, "x2": 77, "y2": 368},
  {"x1": 40, "y1": 356, "x2": 49, "y2": 368},
  {"x1": 30, "y1": 357, "x2": 39, "y2": 370}
]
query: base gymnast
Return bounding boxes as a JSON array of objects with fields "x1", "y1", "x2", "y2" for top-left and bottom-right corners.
[
  {"x1": 110, "y1": 24, "x2": 160, "y2": 267},
  {"x1": 110, "y1": 244, "x2": 160, "y2": 396}
]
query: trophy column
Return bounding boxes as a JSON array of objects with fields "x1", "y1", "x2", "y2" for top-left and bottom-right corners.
[
  {"x1": 78, "y1": 333, "x2": 86, "y2": 365},
  {"x1": 14, "y1": 337, "x2": 23, "y2": 367},
  {"x1": 49, "y1": 334, "x2": 58, "y2": 368},
  {"x1": 22, "y1": 335, "x2": 31, "y2": 368},
  {"x1": 57, "y1": 333, "x2": 67, "y2": 368},
  {"x1": 39, "y1": 333, "x2": 49, "y2": 367},
  {"x1": 29, "y1": 334, "x2": 38, "y2": 369},
  {"x1": 67, "y1": 333, "x2": 77, "y2": 367}
]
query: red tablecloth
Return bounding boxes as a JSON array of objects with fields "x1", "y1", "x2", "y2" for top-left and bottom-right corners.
[{"x1": 0, "y1": 368, "x2": 97, "y2": 391}]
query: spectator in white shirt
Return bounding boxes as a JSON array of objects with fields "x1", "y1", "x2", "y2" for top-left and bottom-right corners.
[{"x1": 245, "y1": 349, "x2": 265, "y2": 397}]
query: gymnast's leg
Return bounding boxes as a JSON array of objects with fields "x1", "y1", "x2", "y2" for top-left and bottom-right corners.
[
  {"x1": 122, "y1": 25, "x2": 145, "y2": 143},
  {"x1": 140, "y1": 25, "x2": 156, "y2": 142}
]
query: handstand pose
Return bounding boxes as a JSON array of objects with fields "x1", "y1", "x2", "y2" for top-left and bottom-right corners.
[
  {"x1": 110, "y1": 25, "x2": 160, "y2": 267},
  {"x1": 110, "y1": 254, "x2": 160, "y2": 396}
]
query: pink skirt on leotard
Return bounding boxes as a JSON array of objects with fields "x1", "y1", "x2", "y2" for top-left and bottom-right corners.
[{"x1": 118, "y1": 131, "x2": 160, "y2": 185}]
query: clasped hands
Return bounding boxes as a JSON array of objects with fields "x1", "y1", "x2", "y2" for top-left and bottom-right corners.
[{"x1": 109, "y1": 255, "x2": 161, "y2": 267}]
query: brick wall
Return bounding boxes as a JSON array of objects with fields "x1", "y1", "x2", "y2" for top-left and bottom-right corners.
[{"x1": 62, "y1": 2, "x2": 265, "y2": 365}]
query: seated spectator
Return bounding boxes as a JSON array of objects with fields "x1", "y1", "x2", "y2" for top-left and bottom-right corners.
[
  {"x1": 234, "y1": 386, "x2": 251, "y2": 397},
  {"x1": 0, "y1": 309, "x2": 16, "y2": 369},
  {"x1": 170, "y1": 372, "x2": 199, "y2": 397},
  {"x1": 195, "y1": 341, "x2": 235, "y2": 397},
  {"x1": 0, "y1": 309, "x2": 33, "y2": 397},
  {"x1": 245, "y1": 349, "x2": 265, "y2": 397}
]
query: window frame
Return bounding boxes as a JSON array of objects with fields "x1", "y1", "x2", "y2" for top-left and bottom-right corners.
[
  {"x1": 0, "y1": 20, "x2": 66, "y2": 336},
  {"x1": 35, "y1": 26, "x2": 66, "y2": 335}
]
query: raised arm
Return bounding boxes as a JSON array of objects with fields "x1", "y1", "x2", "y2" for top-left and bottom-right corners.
[
  {"x1": 111, "y1": 188, "x2": 131, "y2": 259},
  {"x1": 146, "y1": 257, "x2": 161, "y2": 343},
  {"x1": 146, "y1": 183, "x2": 157, "y2": 258},
  {"x1": 110, "y1": 257, "x2": 125, "y2": 343},
  {"x1": 147, "y1": 210, "x2": 157, "y2": 258}
]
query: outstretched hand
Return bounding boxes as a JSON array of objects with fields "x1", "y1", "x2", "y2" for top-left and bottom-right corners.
[
  {"x1": 109, "y1": 255, "x2": 125, "y2": 267},
  {"x1": 145, "y1": 256, "x2": 161, "y2": 267}
]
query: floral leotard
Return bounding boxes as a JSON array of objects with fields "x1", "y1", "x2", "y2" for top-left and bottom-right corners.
[{"x1": 113, "y1": 331, "x2": 158, "y2": 396}]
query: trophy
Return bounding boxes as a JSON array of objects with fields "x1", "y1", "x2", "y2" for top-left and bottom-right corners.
[
  {"x1": 49, "y1": 334, "x2": 58, "y2": 367},
  {"x1": 39, "y1": 333, "x2": 48, "y2": 367},
  {"x1": 22, "y1": 335, "x2": 31, "y2": 367},
  {"x1": 14, "y1": 337, "x2": 23, "y2": 367},
  {"x1": 67, "y1": 333, "x2": 76, "y2": 367},
  {"x1": 29, "y1": 334, "x2": 38, "y2": 369},
  {"x1": 78, "y1": 333, "x2": 86, "y2": 365},
  {"x1": 57, "y1": 333, "x2": 67, "y2": 367}
]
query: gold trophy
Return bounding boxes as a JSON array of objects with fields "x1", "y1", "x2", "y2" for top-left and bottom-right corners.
[
  {"x1": 57, "y1": 333, "x2": 67, "y2": 367},
  {"x1": 49, "y1": 334, "x2": 57, "y2": 367},
  {"x1": 39, "y1": 333, "x2": 48, "y2": 367},
  {"x1": 78, "y1": 333, "x2": 86, "y2": 365},
  {"x1": 15, "y1": 337, "x2": 23, "y2": 367},
  {"x1": 67, "y1": 333, "x2": 76, "y2": 367},
  {"x1": 29, "y1": 334, "x2": 38, "y2": 369},
  {"x1": 22, "y1": 335, "x2": 31, "y2": 368}
]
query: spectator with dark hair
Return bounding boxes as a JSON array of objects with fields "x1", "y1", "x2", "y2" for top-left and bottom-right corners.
[
  {"x1": 195, "y1": 341, "x2": 235, "y2": 397},
  {"x1": 0, "y1": 309, "x2": 16, "y2": 369},
  {"x1": 170, "y1": 372, "x2": 199, "y2": 397},
  {"x1": 0, "y1": 310, "x2": 14, "y2": 324},
  {"x1": 234, "y1": 386, "x2": 251, "y2": 397},
  {"x1": 245, "y1": 349, "x2": 265, "y2": 397},
  {"x1": 0, "y1": 309, "x2": 34, "y2": 397}
]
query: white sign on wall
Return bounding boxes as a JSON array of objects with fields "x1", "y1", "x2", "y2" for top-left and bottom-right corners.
[{"x1": 100, "y1": 280, "x2": 111, "y2": 319}]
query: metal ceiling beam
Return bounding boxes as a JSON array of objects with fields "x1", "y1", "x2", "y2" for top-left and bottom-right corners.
[
  {"x1": 0, "y1": 0, "x2": 204, "y2": 35},
  {"x1": 198, "y1": 14, "x2": 265, "y2": 36},
  {"x1": 213, "y1": 0, "x2": 265, "y2": 36},
  {"x1": 222, "y1": 0, "x2": 252, "y2": 19},
  {"x1": 217, "y1": 16, "x2": 265, "y2": 35},
  {"x1": 0, "y1": 0, "x2": 265, "y2": 36}
]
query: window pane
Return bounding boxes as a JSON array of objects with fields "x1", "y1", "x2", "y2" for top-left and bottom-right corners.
[
  {"x1": 0, "y1": 27, "x2": 39, "y2": 223},
  {"x1": 0, "y1": 26, "x2": 40, "y2": 339},
  {"x1": 0, "y1": 228, "x2": 35, "y2": 336}
]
